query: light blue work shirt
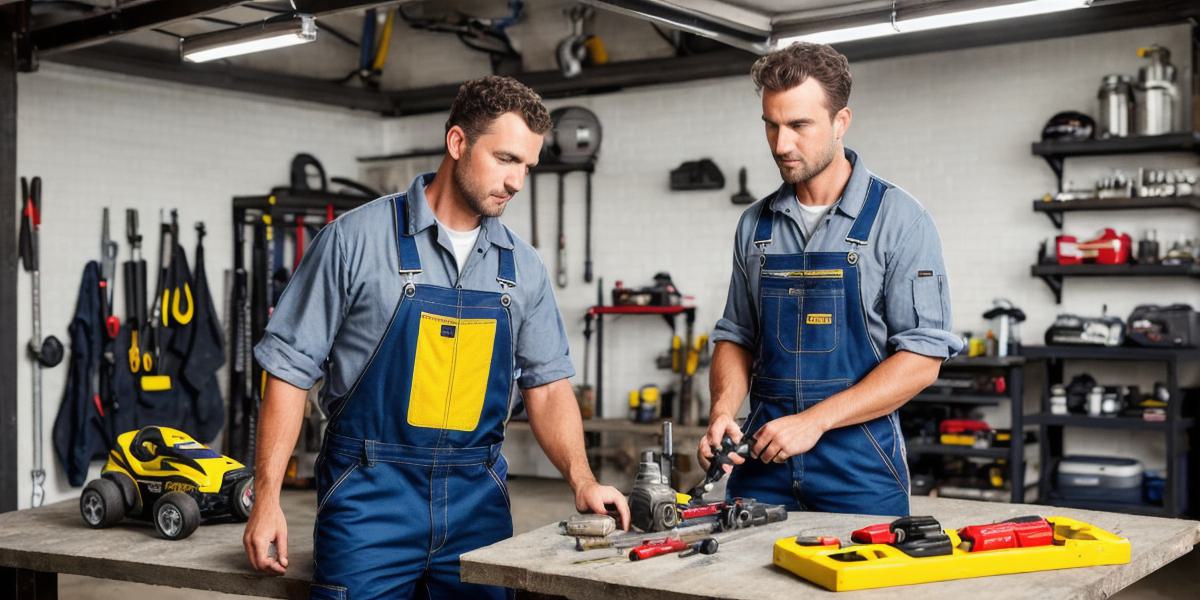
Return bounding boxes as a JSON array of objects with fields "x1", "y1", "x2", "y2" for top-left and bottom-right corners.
[
  {"x1": 254, "y1": 172, "x2": 575, "y2": 414},
  {"x1": 713, "y1": 149, "x2": 964, "y2": 361}
]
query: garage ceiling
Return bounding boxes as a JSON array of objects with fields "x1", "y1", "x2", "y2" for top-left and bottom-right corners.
[
  {"x1": 11, "y1": 0, "x2": 1200, "y2": 115},
  {"x1": 583, "y1": 0, "x2": 1200, "y2": 54}
]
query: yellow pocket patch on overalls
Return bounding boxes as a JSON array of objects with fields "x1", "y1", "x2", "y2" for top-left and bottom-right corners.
[
  {"x1": 806, "y1": 313, "x2": 833, "y2": 325},
  {"x1": 408, "y1": 312, "x2": 496, "y2": 432}
]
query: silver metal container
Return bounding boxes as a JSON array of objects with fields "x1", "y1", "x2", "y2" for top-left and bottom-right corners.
[
  {"x1": 1135, "y1": 45, "x2": 1178, "y2": 136},
  {"x1": 1097, "y1": 74, "x2": 1134, "y2": 138}
]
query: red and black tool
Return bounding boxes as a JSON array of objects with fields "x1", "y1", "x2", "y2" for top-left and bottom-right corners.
[
  {"x1": 795, "y1": 536, "x2": 841, "y2": 548},
  {"x1": 851, "y1": 516, "x2": 953, "y2": 558},
  {"x1": 958, "y1": 516, "x2": 1054, "y2": 553},
  {"x1": 628, "y1": 537, "x2": 690, "y2": 561}
]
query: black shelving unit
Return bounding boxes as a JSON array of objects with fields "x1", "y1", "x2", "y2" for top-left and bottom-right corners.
[
  {"x1": 903, "y1": 356, "x2": 1030, "y2": 503},
  {"x1": 1031, "y1": 132, "x2": 1200, "y2": 191},
  {"x1": 1023, "y1": 345, "x2": 1197, "y2": 517},
  {"x1": 1032, "y1": 196, "x2": 1200, "y2": 228},
  {"x1": 1027, "y1": 132, "x2": 1200, "y2": 303},
  {"x1": 1030, "y1": 264, "x2": 1200, "y2": 304}
]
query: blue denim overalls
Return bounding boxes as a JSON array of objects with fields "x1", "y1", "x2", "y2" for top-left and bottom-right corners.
[
  {"x1": 727, "y1": 177, "x2": 910, "y2": 516},
  {"x1": 310, "y1": 195, "x2": 516, "y2": 599}
]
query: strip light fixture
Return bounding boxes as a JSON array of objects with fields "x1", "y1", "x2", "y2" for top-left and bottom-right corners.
[
  {"x1": 182, "y1": 13, "x2": 318, "y2": 63},
  {"x1": 775, "y1": 0, "x2": 1093, "y2": 47}
]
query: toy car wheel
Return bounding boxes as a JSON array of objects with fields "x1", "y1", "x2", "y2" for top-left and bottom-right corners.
[
  {"x1": 80, "y1": 478, "x2": 125, "y2": 528},
  {"x1": 229, "y1": 476, "x2": 254, "y2": 522},
  {"x1": 153, "y1": 492, "x2": 201, "y2": 540}
]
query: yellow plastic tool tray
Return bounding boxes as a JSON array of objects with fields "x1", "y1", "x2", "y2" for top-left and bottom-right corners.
[{"x1": 773, "y1": 516, "x2": 1130, "y2": 592}]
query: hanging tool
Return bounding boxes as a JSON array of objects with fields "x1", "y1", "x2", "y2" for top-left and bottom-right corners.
[
  {"x1": 555, "y1": 173, "x2": 567, "y2": 288},
  {"x1": 19, "y1": 176, "x2": 63, "y2": 507},
  {"x1": 731, "y1": 167, "x2": 756, "y2": 205},
  {"x1": 99, "y1": 208, "x2": 120, "y2": 339},
  {"x1": 293, "y1": 215, "x2": 306, "y2": 270},
  {"x1": 124, "y1": 209, "x2": 150, "y2": 374},
  {"x1": 97, "y1": 209, "x2": 121, "y2": 442},
  {"x1": 584, "y1": 170, "x2": 593, "y2": 283},
  {"x1": 164, "y1": 210, "x2": 194, "y2": 327},
  {"x1": 529, "y1": 173, "x2": 539, "y2": 248}
]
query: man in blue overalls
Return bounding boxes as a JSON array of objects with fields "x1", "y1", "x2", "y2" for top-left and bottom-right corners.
[
  {"x1": 243, "y1": 76, "x2": 629, "y2": 599},
  {"x1": 699, "y1": 43, "x2": 963, "y2": 516}
]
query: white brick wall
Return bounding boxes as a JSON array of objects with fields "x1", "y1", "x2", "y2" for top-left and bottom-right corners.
[
  {"x1": 381, "y1": 24, "x2": 1199, "y2": 476},
  {"x1": 13, "y1": 63, "x2": 381, "y2": 509}
]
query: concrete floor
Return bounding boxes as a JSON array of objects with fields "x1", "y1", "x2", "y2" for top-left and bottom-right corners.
[{"x1": 60, "y1": 477, "x2": 1198, "y2": 599}]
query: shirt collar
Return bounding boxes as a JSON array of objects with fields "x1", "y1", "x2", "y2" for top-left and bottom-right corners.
[
  {"x1": 404, "y1": 172, "x2": 514, "y2": 250},
  {"x1": 768, "y1": 147, "x2": 871, "y2": 219}
]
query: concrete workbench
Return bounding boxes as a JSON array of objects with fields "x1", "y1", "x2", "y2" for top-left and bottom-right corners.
[
  {"x1": 0, "y1": 489, "x2": 317, "y2": 599},
  {"x1": 461, "y1": 496, "x2": 1200, "y2": 600},
  {"x1": 2, "y1": 490, "x2": 1197, "y2": 599}
]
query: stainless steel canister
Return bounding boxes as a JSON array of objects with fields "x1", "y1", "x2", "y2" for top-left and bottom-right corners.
[
  {"x1": 1136, "y1": 45, "x2": 1178, "y2": 136},
  {"x1": 1097, "y1": 74, "x2": 1134, "y2": 138}
]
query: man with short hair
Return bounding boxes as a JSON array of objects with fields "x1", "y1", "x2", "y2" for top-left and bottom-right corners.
[
  {"x1": 244, "y1": 75, "x2": 629, "y2": 599},
  {"x1": 699, "y1": 43, "x2": 962, "y2": 517}
]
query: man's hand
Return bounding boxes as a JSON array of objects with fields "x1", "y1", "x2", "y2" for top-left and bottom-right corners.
[
  {"x1": 697, "y1": 412, "x2": 745, "y2": 471},
  {"x1": 574, "y1": 480, "x2": 631, "y2": 531},
  {"x1": 751, "y1": 413, "x2": 827, "y2": 464},
  {"x1": 244, "y1": 499, "x2": 289, "y2": 575}
]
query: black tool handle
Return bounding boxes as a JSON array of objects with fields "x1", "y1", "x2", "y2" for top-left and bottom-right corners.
[
  {"x1": 529, "y1": 173, "x2": 539, "y2": 248},
  {"x1": 583, "y1": 170, "x2": 593, "y2": 283},
  {"x1": 556, "y1": 173, "x2": 567, "y2": 288}
]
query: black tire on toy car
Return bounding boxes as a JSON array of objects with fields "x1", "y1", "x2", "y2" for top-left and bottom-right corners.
[
  {"x1": 153, "y1": 491, "x2": 201, "y2": 540},
  {"x1": 80, "y1": 478, "x2": 125, "y2": 528},
  {"x1": 229, "y1": 476, "x2": 254, "y2": 522}
]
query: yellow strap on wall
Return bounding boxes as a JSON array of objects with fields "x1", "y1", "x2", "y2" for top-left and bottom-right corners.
[{"x1": 141, "y1": 375, "x2": 172, "y2": 392}]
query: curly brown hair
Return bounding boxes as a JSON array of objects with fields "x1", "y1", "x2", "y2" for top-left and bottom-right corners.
[
  {"x1": 751, "y1": 42, "x2": 852, "y2": 117},
  {"x1": 445, "y1": 75, "x2": 552, "y2": 141}
]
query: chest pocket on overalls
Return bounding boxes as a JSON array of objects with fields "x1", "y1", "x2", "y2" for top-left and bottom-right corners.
[
  {"x1": 782, "y1": 269, "x2": 844, "y2": 354},
  {"x1": 408, "y1": 312, "x2": 497, "y2": 432}
]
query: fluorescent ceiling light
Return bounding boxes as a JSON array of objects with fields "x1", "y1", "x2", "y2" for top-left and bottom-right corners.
[
  {"x1": 182, "y1": 13, "x2": 318, "y2": 63},
  {"x1": 776, "y1": 0, "x2": 1091, "y2": 47}
]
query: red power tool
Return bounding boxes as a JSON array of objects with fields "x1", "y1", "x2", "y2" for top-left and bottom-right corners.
[
  {"x1": 628, "y1": 537, "x2": 690, "y2": 561},
  {"x1": 958, "y1": 516, "x2": 1054, "y2": 552}
]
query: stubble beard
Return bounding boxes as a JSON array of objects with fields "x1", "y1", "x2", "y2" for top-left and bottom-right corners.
[
  {"x1": 453, "y1": 149, "x2": 506, "y2": 218},
  {"x1": 777, "y1": 138, "x2": 838, "y2": 185}
]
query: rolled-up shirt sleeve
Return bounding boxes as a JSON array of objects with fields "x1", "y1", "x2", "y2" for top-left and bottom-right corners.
[
  {"x1": 253, "y1": 221, "x2": 348, "y2": 390},
  {"x1": 883, "y1": 211, "x2": 964, "y2": 360},
  {"x1": 712, "y1": 214, "x2": 757, "y2": 350},
  {"x1": 514, "y1": 261, "x2": 575, "y2": 389}
]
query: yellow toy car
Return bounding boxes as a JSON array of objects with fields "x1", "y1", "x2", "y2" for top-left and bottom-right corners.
[{"x1": 79, "y1": 426, "x2": 254, "y2": 540}]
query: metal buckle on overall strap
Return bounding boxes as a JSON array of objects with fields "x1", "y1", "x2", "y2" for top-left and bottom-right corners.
[
  {"x1": 399, "y1": 268, "x2": 420, "y2": 296},
  {"x1": 755, "y1": 240, "x2": 770, "y2": 267},
  {"x1": 496, "y1": 276, "x2": 513, "y2": 307}
]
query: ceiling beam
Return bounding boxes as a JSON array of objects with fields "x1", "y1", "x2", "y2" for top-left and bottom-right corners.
[
  {"x1": 387, "y1": 48, "x2": 757, "y2": 116},
  {"x1": 47, "y1": 42, "x2": 392, "y2": 113},
  {"x1": 828, "y1": 0, "x2": 1200, "y2": 62},
  {"x1": 30, "y1": 0, "x2": 245, "y2": 57},
  {"x1": 30, "y1": 0, "x2": 404, "y2": 58},
  {"x1": 43, "y1": 0, "x2": 1200, "y2": 118}
]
